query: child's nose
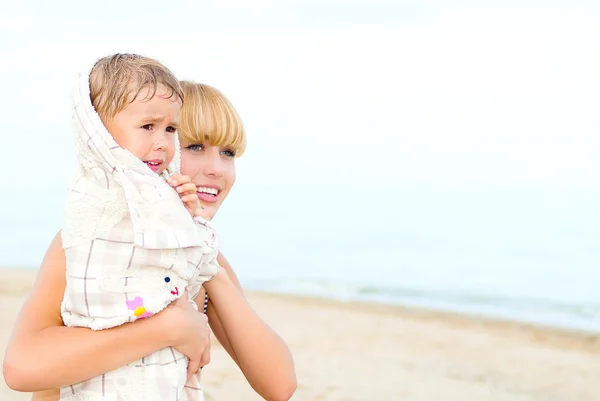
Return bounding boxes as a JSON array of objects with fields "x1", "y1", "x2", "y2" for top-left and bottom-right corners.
[{"x1": 153, "y1": 132, "x2": 172, "y2": 151}]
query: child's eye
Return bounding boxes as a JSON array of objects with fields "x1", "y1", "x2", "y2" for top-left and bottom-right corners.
[
  {"x1": 141, "y1": 124, "x2": 153, "y2": 131},
  {"x1": 221, "y1": 149, "x2": 236, "y2": 157},
  {"x1": 187, "y1": 144, "x2": 204, "y2": 151},
  {"x1": 166, "y1": 126, "x2": 177, "y2": 134}
]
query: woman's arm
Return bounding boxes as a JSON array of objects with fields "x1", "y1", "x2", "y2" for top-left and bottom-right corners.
[
  {"x1": 2, "y1": 232, "x2": 211, "y2": 392},
  {"x1": 30, "y1": 389, "x2": 59, "y2": 401},
  {"x1": 201, "y1": 253, "x2": 297, "y2": 401}
]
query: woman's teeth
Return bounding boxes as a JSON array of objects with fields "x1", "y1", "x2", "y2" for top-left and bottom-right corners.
[{"x1": 197, "y1": 187, "x2": 218, "y2": 195}]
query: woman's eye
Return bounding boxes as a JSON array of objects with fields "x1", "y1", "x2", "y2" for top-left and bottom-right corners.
[
  {"x1": 187, "y1": 144, "x2": 204, "y2": 151},
  {"x1": 221, "y1": 148, "x2": 236, "y2": 157}
]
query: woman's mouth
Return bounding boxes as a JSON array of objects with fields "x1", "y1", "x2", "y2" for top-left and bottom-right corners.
[{"x1": 197, "y1": 186, "x2": 220, "y2": 203}]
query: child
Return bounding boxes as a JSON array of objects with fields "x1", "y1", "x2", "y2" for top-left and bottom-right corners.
[{"x1": 59, "y1": 53, "x2": 218, "y2": 400}]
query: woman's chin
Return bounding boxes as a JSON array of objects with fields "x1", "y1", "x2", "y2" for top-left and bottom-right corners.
[
  {"x1": 197, "y1": 193, "x2": 222, "y2": 220},
  {"x1": 199, "y1": 205, "x2": 218, "y2": 221}
]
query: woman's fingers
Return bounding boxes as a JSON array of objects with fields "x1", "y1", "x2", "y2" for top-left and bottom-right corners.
[
  {"x1": 187, "y1": 357, "x2": 201, "y2": 380},
  {"x1": 187, "y1": 338, "x2": 211, "y2": 379},
  {"x1": 200, "y1": 345, "x2": 211, "y2": 368}
]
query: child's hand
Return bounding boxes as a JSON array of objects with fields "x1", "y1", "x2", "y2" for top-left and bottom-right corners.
[{"x1": 167, "y1": 174, "x2": 209, "y2": 219}]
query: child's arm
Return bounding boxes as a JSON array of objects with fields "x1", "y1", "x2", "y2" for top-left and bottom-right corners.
[
  {"x1": 200, "y1": 253, "x2": 297, "y2": 401},
  {"x1": 2, "y1": 232, "x2": 211, "y2": 392}
]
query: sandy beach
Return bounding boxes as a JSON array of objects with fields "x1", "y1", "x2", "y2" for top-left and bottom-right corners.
[{"x1": 1, "y1": 268, "x2": 599, "y2": 401}]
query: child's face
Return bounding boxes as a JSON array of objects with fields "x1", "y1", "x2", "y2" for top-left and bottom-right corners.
[{"x1": 105, "y1": 85, "x2": 182, "y2": 175}]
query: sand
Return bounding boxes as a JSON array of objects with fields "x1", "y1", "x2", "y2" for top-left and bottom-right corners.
[{"x1": 1, "y1": 268, "x2": 599, "y2": 401}]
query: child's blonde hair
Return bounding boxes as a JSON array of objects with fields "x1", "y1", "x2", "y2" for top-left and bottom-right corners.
[
  {"x1": 89, "y1": 53, "x2": 184, "y2": 123},
  {"x1": 178, "y1": 81, "x2": 247, "y2": 157}
]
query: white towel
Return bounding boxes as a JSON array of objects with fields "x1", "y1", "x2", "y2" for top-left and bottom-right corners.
[{"x1": 62, "y1": 66, "x2": 204, "y2": 250}]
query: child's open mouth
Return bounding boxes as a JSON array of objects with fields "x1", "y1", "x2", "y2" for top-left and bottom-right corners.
[{"x1": 143, "y1": 159, "x2": 163, "y2": 172}]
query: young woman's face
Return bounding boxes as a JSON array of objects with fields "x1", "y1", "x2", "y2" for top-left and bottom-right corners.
[{"x1": 179, "y1": 137, "x2": 237, "y2": 220}]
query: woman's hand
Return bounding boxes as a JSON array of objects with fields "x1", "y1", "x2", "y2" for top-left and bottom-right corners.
[
  {"x1": 167, "y1": 174, "x2": 209, "y2": 220},
  {"x1": 159, "y1": 291, "x2": 212, "y2": 379}
]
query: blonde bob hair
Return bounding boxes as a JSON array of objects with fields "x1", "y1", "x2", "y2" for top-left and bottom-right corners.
[{"x1": 178, "y1": 81, "x2": 246, "y2": 157}]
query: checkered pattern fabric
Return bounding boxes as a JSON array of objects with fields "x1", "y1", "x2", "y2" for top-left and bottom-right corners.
[{"x1": 58, "y1": 67, "x2": 218, "y2": 401}]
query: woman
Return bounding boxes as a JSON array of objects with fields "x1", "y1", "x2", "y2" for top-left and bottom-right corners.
[{"x1": 2, "y1": 81, "x2": 297, "y2": 401}]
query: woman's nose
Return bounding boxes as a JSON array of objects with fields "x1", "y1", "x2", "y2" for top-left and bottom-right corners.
[{"x1": 202, "y1": 148, "x2": 224, "y2": 177}]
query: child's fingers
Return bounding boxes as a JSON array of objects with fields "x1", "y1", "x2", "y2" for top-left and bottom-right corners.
[
  {"x1": 166, "y1": 174, "x2": 181, "y2": 186},
  {"x1": 167, "y1": 174, "x2": 192, "y2": 187},
  {"x1": 176, "y1": 183, "x2": 197, "y2": 194},
  {"x1": 181, "y1": 193, "x2": 200, "y2": 203}
]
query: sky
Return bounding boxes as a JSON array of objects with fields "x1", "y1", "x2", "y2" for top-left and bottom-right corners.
[{"x1": 1, "y1": 0, "x2": 599, "y2": 190}]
